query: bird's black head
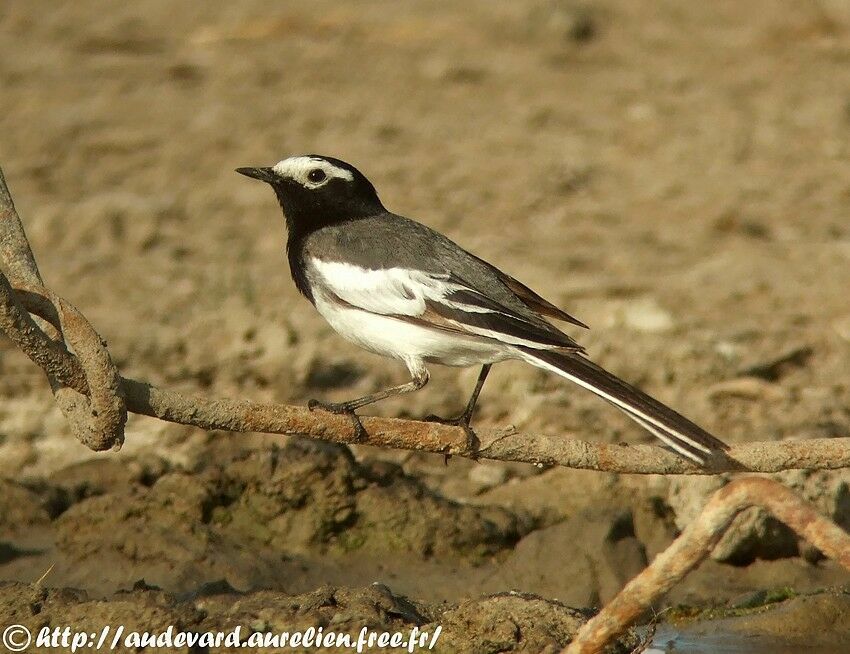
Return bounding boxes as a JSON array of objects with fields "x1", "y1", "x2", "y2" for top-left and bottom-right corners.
[{"x1": 236, "y1": 155, "x2": 384, "y2": 233}]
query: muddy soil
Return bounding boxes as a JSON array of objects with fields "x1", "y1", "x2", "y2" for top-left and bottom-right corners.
[{"x1": 1, "y1": 1, "x2": 850, "y2": 651}]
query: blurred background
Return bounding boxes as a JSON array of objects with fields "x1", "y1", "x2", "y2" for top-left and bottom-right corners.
[{"x1": 1, "y1": 0, "x2": 850, "y2": 650}]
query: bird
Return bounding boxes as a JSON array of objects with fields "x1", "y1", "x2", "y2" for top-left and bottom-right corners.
[{"x1": 237, "y1": 155, "x2": 729, "y2": 464}]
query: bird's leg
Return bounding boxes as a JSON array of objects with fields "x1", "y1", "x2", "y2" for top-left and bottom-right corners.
[
  {"x1": 308, "y1": 369, "x2": 430, "y2": 442},
  {"x1": 425, "y1": 364, "x2": 491, "y2": 456}
]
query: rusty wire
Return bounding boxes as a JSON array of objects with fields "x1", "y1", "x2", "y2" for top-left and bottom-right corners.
[
  {"x1": 562, "y1": 477, "x2": 850, "y2": 654},
  {"x1": 2, "y1": 166, "x2": 850, "y2": 654}
]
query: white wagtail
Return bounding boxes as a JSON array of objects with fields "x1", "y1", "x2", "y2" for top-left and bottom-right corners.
[{"x1": 237, "y1": 155, "x2": 728, "y2": 464}]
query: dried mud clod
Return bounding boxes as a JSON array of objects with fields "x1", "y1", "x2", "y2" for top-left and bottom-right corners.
[
  {"x1": 0, "y1": 580, "x2": 642, "y2": 654},
  {"x1": 28, "y1": 439, "x2": 527, "y2": 594}
]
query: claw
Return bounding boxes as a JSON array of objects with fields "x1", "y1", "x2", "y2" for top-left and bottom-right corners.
[
  {"x1": 348, "y1": 414, "x2": 368, "y2": 442},
  {"x1": 424, "y1": 412, "x2": 480, "y2": 461},
  {"x1": 308, "y1": 399, "x2": 368, "y2": 442},
  {"x1": 460, "y1": 424, "x2": 480, "y2": 461},
  {"x1": 308, "y1": 398, "x2": 348, "y2": 413}
]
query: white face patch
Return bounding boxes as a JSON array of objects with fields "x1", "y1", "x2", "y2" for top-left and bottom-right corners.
[{"x1": 272, "y1": 156, "x2": 354, "y2": 189}]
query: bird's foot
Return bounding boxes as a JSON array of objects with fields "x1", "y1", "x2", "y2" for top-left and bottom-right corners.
[
  {"x1": 424, "y1": 412, "x2": 480, "y2": 462},
  {"x1": 308, "y1": 399, "x2": 368, "y2": 442}
]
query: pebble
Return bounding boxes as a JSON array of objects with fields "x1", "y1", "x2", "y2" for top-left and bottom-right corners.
[
  {"x1": 833, "y1": 315, "x2": 850, "y2": 343},
  {"x1": 706, "y1": 377, "x2": 787, "y2": 402},
  {"x1": 619, "y1": 298, "x2": 675, "y2": 334},
  {"x1": 468, "y1": 464, "x2": 509, "y2": 489},
  {"x1": 714, "y1": 340, "x2": 743, "y2": 361}
]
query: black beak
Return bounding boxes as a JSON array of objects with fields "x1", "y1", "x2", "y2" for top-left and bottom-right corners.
[{"x1": 236, "y1": 167, "x2": 276, "y2": 183}]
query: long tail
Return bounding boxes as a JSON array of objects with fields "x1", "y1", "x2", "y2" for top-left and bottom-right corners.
[{"x1": 519, "y1": 348, "x2": 728, "y2": 464}]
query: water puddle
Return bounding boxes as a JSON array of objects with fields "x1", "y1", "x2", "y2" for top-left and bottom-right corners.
[{"x1": 645, "y1": 626, "x2": 840, "y2": 654}]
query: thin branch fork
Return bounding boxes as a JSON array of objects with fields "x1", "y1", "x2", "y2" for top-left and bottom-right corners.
[
  {"x1": 1, "y1": 166, "x2": 850, "y2": 472},
  {"x1": 563, "y1": 477, "x2": 850, "y2": 654}
]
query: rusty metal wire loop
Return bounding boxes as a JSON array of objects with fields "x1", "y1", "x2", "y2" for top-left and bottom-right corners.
[{"x1": 2, "y1": 166, "x2": 850, "y2": 653}]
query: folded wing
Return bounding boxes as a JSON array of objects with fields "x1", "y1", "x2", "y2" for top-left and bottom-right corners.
[{"x1": 308, "y1": 259, "x2": 583, "y2": 352}]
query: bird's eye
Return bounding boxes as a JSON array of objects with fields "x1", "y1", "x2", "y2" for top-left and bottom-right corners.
[{"x1": 307, "y1": 169, "x2": 327, "y2": 183}]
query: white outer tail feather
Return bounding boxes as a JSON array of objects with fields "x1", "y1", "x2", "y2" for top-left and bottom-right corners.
[
  {"x1": 617, "y1": 406, "x2": 707, "y2": 463},
  {"x1": 521, "y1": 351, "x2": 717, "y2": 464}
]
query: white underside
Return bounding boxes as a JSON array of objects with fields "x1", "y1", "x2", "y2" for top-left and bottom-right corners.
[
  {"x1": 313, "y1": 290, "x2": 516, "y2": 374},
  {"x1": 306, "y1": 258, "x2": 551, "y2": 376}
]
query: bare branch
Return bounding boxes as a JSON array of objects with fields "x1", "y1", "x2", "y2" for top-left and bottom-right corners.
[
  {"x1": 49, "y1": 293, "x2": 126, "y2": 450},
  {"x1": 562, "y1": 477, "x2": 850, "y2": 654},
  {"x1": 0, "y1": 274, "x2": 87, "y2": 393},
  {"x1": 113, "y1": 382, "x2": 850, "y2": 472},
  {"x1": 0, "y1": 167, "x2": 43, "y2": 287},
  {"x1": 1, "y1": 172, "x2": 125, "y2": 450}
]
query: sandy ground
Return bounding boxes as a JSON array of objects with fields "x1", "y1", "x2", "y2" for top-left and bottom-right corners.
[{"x1": 2, "y1": 1, "x2": 850, "y2": 651}]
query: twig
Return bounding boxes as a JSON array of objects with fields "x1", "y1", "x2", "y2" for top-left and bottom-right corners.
[
  {"x1": 562, "y1": 477, "x2": 850, "y2": 654},
  {"x1": 0, "y1": 168, "x2": 43, "y2": 287},
  {"x1": 0, "y1": 274, "x2": 86, "y2": 393}
]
